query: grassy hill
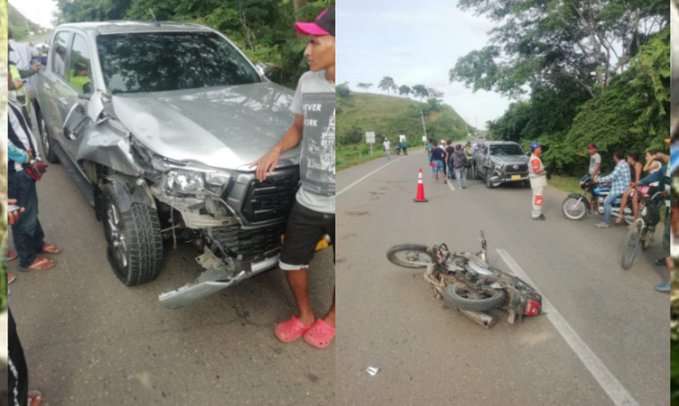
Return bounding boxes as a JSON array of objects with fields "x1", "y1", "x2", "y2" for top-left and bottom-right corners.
[
  {"x1": 9, "y1": 3, "x2": 47, "y2": 41},
  {"x1": 337, "y1": 92, "x2": 475, "y2": 169}
]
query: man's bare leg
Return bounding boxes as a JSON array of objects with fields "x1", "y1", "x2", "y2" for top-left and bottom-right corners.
[{"x1": 287, "y1": 269, "x2": 316, "y2": 325}]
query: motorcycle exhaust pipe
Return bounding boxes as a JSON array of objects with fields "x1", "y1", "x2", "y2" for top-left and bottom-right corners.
[{"x1": 458, "y1": 309, "x2": 496, "y2": 328}]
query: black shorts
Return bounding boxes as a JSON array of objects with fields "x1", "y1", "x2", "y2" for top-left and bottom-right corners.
[{"x1": 279, "y1": 201, "x2": 335, "y2": 270}]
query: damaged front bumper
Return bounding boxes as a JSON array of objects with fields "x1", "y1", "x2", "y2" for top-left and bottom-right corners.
[{"x1": 159, "y1": 247, "x2": 279, "y2": 309}]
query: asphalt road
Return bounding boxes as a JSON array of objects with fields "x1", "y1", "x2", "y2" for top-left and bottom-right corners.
[
  {"x1": 8, "y1": 164, "x2": 335, "y2": 405},
  {"x1": 336, "y1": 150, "x2": 669, "y2": 406}
]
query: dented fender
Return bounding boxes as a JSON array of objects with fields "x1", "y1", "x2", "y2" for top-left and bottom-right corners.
[
  {"x1": 100, "y1": 175, "x2": 155, "y2": 212},
  {"x1": 74, "y1": 123, "x2": 143, "y2": 178}
]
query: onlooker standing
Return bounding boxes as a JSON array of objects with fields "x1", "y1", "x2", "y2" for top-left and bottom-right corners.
[
  {"x1": 383, "y1": 138, "x2": 391, "y2": 160},
  {"x1": 594, "y1": 151, "x2": 631, "y2": 228},
  {"x1": 528, "y1": 143, "x2": 547, "y2": 220},
  {"x1": 452, "y1": 144, "x2": 467, "y2": 189},
  {"x1": 8, "y1": 75, "x2": 60, "y2": 271},
  {"x1": 254, "y1": 6, "x2": 336, "y2": 349},
  {"x1": 587, "y1": 143, "x2": 602, "y2": 212},
  {"x1": 430, "y1": 142, "x2": 447, "y2": 183},
  {"x1": 445, "y1": 140, "x2": 455, "y2": 180}
]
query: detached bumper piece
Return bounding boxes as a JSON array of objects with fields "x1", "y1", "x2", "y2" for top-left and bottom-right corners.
[{"x1": 158, "y1": 248, "x2": 279, "y2": 309}]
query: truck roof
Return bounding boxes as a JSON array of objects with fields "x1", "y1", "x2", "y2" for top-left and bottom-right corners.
[{"x1": 55, "y1": 21, "x2": 212, "y2": 36}]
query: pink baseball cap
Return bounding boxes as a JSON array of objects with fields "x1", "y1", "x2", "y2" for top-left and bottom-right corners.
[{"x1": 295, "y1": 7, "x2": 335, "y2": 37}]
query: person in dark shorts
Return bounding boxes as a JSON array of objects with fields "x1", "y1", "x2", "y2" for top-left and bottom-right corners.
[{"x1": 255, "y1": 6, "x2": 336, "y2": 349}]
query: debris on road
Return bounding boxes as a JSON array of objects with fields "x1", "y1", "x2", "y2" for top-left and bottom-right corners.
[{"x1": 366, "y1": 366, "x2": 381, "y2": 376}]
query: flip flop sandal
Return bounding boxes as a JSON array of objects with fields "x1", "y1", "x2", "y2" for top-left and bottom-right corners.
[
  {"x1": 8, "y1": 272, "x2": 16, "y2": 285},
  {"x1": 303, "y1": 319, "x2": 336, "y2": 349},
  {"x1": 6, "y1": 249, "x2": 17, "y2": 262},
  {"x1": 28, "y1": 390, "x2": 43, "y2": 406},
  {"x1": 274, "y1": 316, "x2": 314, "y2": 343},
  {"x1": 42, "y1": 243, "x2": 61, "y2": 254},
  {"x1": 25, "y1": 257, "x2": 55, "y2": 272}
]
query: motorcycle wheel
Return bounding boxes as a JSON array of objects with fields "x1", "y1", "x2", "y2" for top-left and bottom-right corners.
[
  {"x1": 621, "y1": 222, "x2": 642, "y2": 270},
  {"x1": 561, "y1": 196, "x2": 587, "y2": 220},
  {"x1": 386, "y1": 244, "x2": 433, "y2": 269},
  {"x1": 442, "y1": 283, "x2": 507, "y2": 313}
]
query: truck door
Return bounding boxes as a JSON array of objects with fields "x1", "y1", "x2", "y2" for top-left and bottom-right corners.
[
  {"x1": 58, "y1": 32, "x2": 95, "y2": 160},
  {"x1": 39, "y1": 30, "x2": 72, "y2": 154}
]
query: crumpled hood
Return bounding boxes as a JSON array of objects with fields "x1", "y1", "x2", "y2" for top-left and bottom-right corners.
[
  {"x1": 491, "y1": 155, "x2": 529, "y2": 166},
  {"x1": 111, "y1": 82, "x2": 298, "y2": 170}
]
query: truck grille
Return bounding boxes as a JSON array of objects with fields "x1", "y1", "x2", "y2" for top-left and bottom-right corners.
[
  {"x1": 210, "y1": 223, "x2": 284, "y2": 260},
  {"x1": 240, "y1": 168, "x2": 299, "y2": 223},
  {"x1": 505, "y1": 164, "x2": 527, "y2": 173}
]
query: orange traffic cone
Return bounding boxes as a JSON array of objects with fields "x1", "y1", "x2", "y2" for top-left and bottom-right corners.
[{"x1": 414, "y1": 168, "x2": 428, "y2": 203}]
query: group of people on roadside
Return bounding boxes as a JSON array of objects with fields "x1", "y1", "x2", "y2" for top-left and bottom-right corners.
[
  {"x1": 428, "y1": 139, "x2": 473, "y2": 189},
  {"x1": 586, "y1": 143, "x2": 668, "y2": 229}
]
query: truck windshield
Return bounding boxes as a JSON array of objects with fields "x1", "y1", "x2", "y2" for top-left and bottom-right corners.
[
  {"x1": 97, "y1": 31, "x2": 260, "y2": 94},
  {"x1": 490, "y1": 144, "x2": 523, "y2": 156}
]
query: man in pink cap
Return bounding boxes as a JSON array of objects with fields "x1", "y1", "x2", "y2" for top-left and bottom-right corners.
[{"x1": 255, "y1": 6, "x2": 335, "y2": 349}]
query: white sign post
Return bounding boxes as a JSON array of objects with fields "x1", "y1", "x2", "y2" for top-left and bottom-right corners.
[{"x1": 366, "y1": 131, "x2": 376, "y2": 155}]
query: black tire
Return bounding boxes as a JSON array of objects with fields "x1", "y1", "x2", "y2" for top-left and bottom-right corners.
[
  {"x1": 621, "y1": 223, "x2": 641, "y2": 270},
  {"x1": 36, "y1": 108, "x2": 59, "y2": 164},
  {"x1": 386, "y1": 244, "x2": 432, "y2": 269},
  {"x1": 102, "y1": 188, "x2": 163, "y2": 285},
  {"x1": 441, "y1": 283, "x2": 507, "y2": 312}
]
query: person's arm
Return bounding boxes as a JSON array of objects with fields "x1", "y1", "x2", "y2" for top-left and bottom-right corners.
[
  {"x1": 632, "y1": 162, "x2": 642, "y2": 184},
  {"x1": 255, "y1": 114, "x2": 303, "y2": 181},
  {"x1": 654, "y1": 152, "x2": 669, "y2": 164},
  {"x1": 598, "y1": 165, "x2": 617, "y2": 184},
  {"x1": 8, "y1": 142, "x2": 29, "y2": 164}
]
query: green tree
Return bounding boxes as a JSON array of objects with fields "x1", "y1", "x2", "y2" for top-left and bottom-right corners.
[
  {"x1": 411, "y1": 84, "x2": 428, "y2": 99},
  {"x1": 378, "y1": 76, "x2": 397, "y2": 94},
  {"x1": 398, "y1": 84, "x2": 411, "y2": 97}
]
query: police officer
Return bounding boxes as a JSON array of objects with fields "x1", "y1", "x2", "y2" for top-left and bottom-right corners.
[{"x1": 529, "y1": 143, "x2": 547, "y2": 220}]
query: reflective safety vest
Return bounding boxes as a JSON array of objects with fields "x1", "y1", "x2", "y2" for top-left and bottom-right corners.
[{"x1": 529, "y1": 154, "x2": 545, "y2": 179}]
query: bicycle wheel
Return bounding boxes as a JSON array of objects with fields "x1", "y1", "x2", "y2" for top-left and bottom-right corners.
[{"x1": 621, "y1": 224, "x2": 641, "y2": 270}]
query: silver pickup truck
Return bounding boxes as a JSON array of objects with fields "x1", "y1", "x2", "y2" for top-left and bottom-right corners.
[
  {"x1": 471, "y1": 141, "x2": 529, "y2": 188},
  {"x1": 33, "y1": 21, "x2": 300, "y2": 308}
]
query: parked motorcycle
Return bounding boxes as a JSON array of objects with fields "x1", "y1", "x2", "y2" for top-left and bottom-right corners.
[
  {"x1": 561, "y1": 175, "x2": 634, "y2": 224},
  {"x1": 386, "y1": 232, "x2": 542, "y2": 328},
  {"x1": 620, "y1": 184, "x2": 664, "y2": 269}
]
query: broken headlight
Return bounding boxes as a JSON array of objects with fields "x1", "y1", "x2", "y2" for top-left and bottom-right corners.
[{"x1": 163, "y1": 170, "x2": 205, "y2": 194}]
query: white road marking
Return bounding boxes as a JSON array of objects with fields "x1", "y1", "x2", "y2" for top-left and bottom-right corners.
[
  {"x1": 337, "y1": 158, "x2": 401, "y2": 196},
  {"x1": 496, "y1": 249, "x2": 639, "y2": 406}
]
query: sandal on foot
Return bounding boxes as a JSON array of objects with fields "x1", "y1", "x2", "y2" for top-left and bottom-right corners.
[
  {"x1": 8, "y1": 272, "x2": 16, "y2": 285},
  {"x1": 28, "y1": 390, "x2": 43, "y2": 406},
  {"x1": 42, "y1": 243, "x2": 61, "y2": 254},
  {"x1": 303, "y1": 319, "x2": 336, "y2": 349},
  {"x1": 6, "y1": 249, "x2": 17, "y2": 262},
  {"x1": 274, "y1": 316, "x2": 313, "y2": 343},
  {"x1": 25, "y1": 257, "x2": 55, "y2": 271}
]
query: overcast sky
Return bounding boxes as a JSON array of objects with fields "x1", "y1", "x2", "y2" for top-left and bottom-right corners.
[
  {"x1": 9, "y1": 0, "x2": 58, "y2": 28},
  {"x1": 337, "y1": 0, "x2": 512, "y2": 129}
]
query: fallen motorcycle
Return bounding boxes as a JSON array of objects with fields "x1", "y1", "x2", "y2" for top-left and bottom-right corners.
[
  {"x1": 561, "y1": 175, "x2": 634, "y2": 224},
  {"x1": 386, "y1": 232, "x2": 542, "y2": 328},
  {"x1": 620, "y1": 183, "x2": 664, "y2": 269}
]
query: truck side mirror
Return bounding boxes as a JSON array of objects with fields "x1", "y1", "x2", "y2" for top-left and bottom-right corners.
[{"x1": 63, "y1": 102, "x2": 89, "y2": 140}]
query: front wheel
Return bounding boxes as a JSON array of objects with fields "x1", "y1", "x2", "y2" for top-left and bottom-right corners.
[
  {"x1": 621, "y1": 222, "x2": 642, "y2": 270},
  {"x1": 561, "y1": 196, "x2": 587, "y2": 220},
  {"x1": 102, "y1": 188, "x2": 164, "y2": 285},
  {"x1": 441, "y1": 283, "x2": 507, "y2": 313},
  {"x1": 386, "y1": 244, "x2": 433, "y2": 269},
  {"x1": 485, "y1": 171, "x2": 494, "y2": 188}
]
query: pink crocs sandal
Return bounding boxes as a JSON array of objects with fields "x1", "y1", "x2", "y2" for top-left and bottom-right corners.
[
  {"x1": 274, "y1": 316, "x2": 314, "y2": 343},
  {"x1": 303, "y1": 319, "x2": 336, "y2": 349}
]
